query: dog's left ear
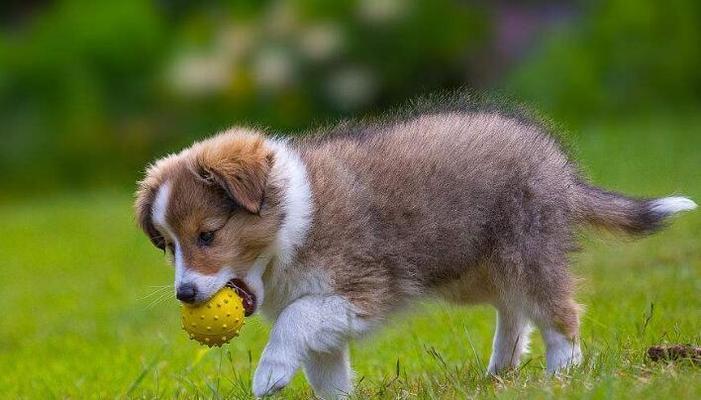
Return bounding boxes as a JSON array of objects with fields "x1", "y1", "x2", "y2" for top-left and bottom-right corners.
[
  {"x1": 135, "y1": 184, "x2": 165, "y2": 251},
  {"x1": 134, "y1": 154, "x2": 180, "y2": 251},
  {"x1": 194, "y1": 133, "x2": 273, "y2": 214}
]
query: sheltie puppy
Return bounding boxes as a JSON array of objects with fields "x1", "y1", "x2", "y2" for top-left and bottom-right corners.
[{"x1": 135, "y1": 101, "x2": 696, "y2": 399}]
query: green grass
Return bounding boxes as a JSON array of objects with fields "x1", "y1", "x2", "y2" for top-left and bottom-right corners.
[{"x1": 1, "y1": 113, "x2": 700, "y2": 399}]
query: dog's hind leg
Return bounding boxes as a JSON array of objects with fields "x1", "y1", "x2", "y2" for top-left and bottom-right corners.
[
  {"x1": 522, "y1": 265, "x2": 583, "y2": 373},
  {"x1": 487, "y1": 305, "x2": 532, "y2": 375},
  {"x1": 533, "y1": 298, "x2": 582, "y2": 373},
  {"x1": 491, "y1": 220, "x2": 582, "y2": 374}
]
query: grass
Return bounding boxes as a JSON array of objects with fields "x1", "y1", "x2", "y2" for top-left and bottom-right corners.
[{"x1": 1, "y1": 112, "x2": 700, "y2": 399}]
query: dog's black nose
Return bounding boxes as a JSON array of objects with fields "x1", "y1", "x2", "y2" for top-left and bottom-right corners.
[{"x1": 176, "y1": 283, "x2": 197, "y2": 303}]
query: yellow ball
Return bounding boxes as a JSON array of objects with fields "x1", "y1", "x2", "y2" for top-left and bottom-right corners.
[{"x1": 180, "y1": 287, "x2": 245, "y2": 347}]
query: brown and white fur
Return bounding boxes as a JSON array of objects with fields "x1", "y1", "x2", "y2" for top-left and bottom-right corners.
[{"x1": 135, "y1": 110, "x2": 696, "y2": 399}]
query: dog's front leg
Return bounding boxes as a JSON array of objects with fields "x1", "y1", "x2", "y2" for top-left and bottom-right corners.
[
  {"x1": 252, "y1": 295, "x2": 363, "y2": 398},
  {"x1": 303, "y1": 345, "x2": 352, "y2": 399}
]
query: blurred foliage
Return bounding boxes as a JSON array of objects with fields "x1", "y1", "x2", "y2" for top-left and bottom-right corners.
[
  {"x1": 0, "y1": 1, "x2": 168, "y2": 193},
  {"x1": 0, "y1": 0, "x2": 699, "y2": 196},
  {"x1": 508, "y1": 0, "x2": 701, "y2": 122}
]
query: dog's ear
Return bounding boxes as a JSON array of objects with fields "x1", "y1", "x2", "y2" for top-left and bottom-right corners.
[
  {"x1": 193, "y1": 133, "x2": 273, "y2": 214},
  {"x1": 134, "y1": 183, "x2": 166, "y2": 251},
  {"x1": 134, "y1": 156, "x2": 179, "y2": 251}
]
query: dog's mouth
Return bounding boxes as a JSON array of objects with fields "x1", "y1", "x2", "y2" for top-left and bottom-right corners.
[{"x1": 226, "y1": 278, "x2": 256, "y2": 316}]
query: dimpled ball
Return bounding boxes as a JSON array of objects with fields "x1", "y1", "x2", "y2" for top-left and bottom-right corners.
[{"x1": 181, "y1": 287, "x2": 245, "y2": 347}]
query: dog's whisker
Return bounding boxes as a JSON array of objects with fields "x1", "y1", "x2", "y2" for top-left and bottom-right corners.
[
  {"x1": 145, "y1": 290, "x2": 174, "y2": 309},
  {"x1": 138, "y1": 286, "x2": 173, "y2": 302},
  {"x1": 140, "y1": 286, "x2": 170, "y2": 295},
  {"x1": 143, "y1": 294, "x2": 165, "y2": 309},
  {"x1": 137, "y1": 292, "x2": 166, "y2": 302},
  {"x1": 145, "y1": 297, "x2": 170, "y2": 310}
]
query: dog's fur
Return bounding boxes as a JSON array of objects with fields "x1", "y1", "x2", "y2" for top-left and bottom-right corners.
[{"x1": 135, "y1": 106, "x2": 696, "y2": 398}]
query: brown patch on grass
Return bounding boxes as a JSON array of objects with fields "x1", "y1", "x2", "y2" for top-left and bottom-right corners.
[{"x1": 647, "y1": 345, "x2": 701, "y2": 364}]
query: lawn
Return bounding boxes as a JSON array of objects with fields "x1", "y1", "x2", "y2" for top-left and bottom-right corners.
[{"x1": 1, "y1": 113, "x2": 699, "y2": 399}]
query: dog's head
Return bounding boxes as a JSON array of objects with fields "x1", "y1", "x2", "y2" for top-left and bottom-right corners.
[{"x1": 135, "y1": 129, "x2": 283, "y2": 315}]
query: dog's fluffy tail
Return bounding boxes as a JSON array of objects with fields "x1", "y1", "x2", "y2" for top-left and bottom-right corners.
[{"x1": 573, "y1": 180, "x2": 697, "y2": 235}]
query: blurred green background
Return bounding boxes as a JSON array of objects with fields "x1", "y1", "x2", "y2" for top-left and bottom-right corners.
[
  {"x1": 1, "y1": 1, "x2": 700, "y2": 398},
  {"x1": 2, "y1": 0, "x2": 700, "y2": 197}
]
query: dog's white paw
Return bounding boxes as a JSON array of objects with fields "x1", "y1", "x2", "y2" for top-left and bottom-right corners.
[
  {"x1": 544, "y1": 332, "x2": 582, "y2": 374},
  {"x1": 253, "y1": 358, "x2": 296, "y2": 397}
]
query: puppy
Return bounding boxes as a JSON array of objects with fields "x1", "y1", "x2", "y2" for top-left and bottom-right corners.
[{"x1": 135, "y1": 109, "x2": 696, "y2": 399}]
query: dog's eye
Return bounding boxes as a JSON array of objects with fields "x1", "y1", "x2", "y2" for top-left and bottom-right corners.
[{"x1": 198, "y1": 231, "x2": 215, "y2": 247}]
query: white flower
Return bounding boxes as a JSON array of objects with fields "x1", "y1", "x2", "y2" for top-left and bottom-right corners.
[
  {"x1": 253, "y1": 47, "x2": 295, "y2": 90},
  {"x1": 299, "y1": 23, "x2": 343, "y2": 62},
  {"x1": 358, "y1": 0, "x2": 406, "y2": 24},
  {"x1": 326, "y1": 66, "x2": 377, "y2": 110},
  {"x1": 168, "y1": 52, "x2": 232, "y2": 96}
]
